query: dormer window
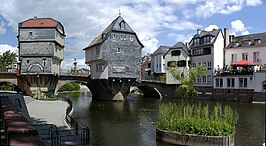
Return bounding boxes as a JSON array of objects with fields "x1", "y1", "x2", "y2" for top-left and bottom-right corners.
[
  {"x1": 241, "y1": 40, "x2": 251, "y2": 46},
  {"x1": 232, "y1": 42, "x2": 239, "y2": 48},
  {"x1": 254, "y1": 38, "x2": 261, "y2": 45},
  {"x1": 120, "y1": 21, "x2": 125, "y2": 30}
]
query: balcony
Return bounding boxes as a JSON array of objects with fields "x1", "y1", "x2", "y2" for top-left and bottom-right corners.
[{"x1": 214, "y1": 69, "x2": 253, "y2": 76}]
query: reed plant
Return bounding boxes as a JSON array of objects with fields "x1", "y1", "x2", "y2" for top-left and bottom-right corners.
[{"x1": 157, "y1": 102, "x2": 238, "y2": 136}]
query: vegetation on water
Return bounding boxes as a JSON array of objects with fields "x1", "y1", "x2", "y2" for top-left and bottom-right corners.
[
  {"x1": 166, "y1": 64, "x2": 206, "y2": 98},
  {"x1": 58, "y1": 82, "x2": 80, "y2": 92},
  {"x1": 157, "y1": 102, "x2": 238, "y2": 136}
]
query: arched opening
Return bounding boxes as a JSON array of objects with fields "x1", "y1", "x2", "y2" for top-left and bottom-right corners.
[
  {"x1": 55, "y1": 81, "x2": 92, "y2": 97},
  {"x1": 135, "y1": 85, "x2": 162, "y2": 99}
]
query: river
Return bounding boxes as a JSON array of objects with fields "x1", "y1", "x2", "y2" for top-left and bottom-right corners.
[{"x1": 61, "y1": 91, "x2": 265, "y2": 146}]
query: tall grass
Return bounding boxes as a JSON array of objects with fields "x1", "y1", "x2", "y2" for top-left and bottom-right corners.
[{"x1": 157, "y1": 102, "x2": 238, "y2": 136}]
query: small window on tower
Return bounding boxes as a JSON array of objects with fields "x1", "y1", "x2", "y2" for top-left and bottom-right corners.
[
  {"x1": 117, "y1": 48, "x2": 121, "y2": 53},
  {"x1": 29, "y1": 32, "x2": 33, "y2": 36}
]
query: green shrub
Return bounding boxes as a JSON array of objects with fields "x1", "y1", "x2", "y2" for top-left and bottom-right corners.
[
  {"x1": 157, "y1": 102, "x2": 238, "y2": 136},
  {"x1": 58, "y1": 82, "x2": 80, "y2": 92}
]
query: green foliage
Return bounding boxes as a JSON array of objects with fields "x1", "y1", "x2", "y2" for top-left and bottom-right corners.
[
  {"x1": 166, "y1": 64, "x2": 206, "y2": 98},
  {"x1": 0, "y1": 84, "x2": 12, "y2": 91},
  {"x1": 0, "y1": 50, "x2": 17, "y2": 71},
  {"x1": 157, "y1": 102, "x2": 238, "y2": 136},
  {"x1": 58, "y1": 82, "x2": 80, "y2": 92}
]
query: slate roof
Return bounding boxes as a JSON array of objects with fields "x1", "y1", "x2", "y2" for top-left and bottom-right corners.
[
  {"x1": 84, "y1": 16, "x2": 143, "y2": 50},
  {"x1": 165, "y1": 42, "x2": 190, "y2": 55},
  {"x1": 151, "y1": 45, "x2": 171, "y2": 56},
  {"x1": 225, "y1": 32, "x2": 266, "y2": 49},
  {"x1": 189, "y1": 29, "x2": 221, "y2": 48}
]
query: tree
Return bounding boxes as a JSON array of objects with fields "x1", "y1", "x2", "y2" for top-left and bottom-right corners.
[
  {"x1": 166, "y1": 64, "x2": 206, "y2": 99},
  {"x1": 0, "y1": 50, "x2": 17, "y2": 72}
]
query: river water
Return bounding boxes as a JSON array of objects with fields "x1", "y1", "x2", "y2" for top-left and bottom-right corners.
[{"x1": 62, "y1": 92, "x2": 265, "y2": 146}]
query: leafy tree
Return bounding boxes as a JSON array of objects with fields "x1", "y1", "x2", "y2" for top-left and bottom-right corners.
[
  {"x1": 166, "y1": 64, "x2": 206, "y2": 98},
  {"x1": 0, "y1": 50, "x2": 17, "y2": 71}
]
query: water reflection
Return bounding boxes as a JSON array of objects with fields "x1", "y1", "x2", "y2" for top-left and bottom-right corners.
[{"x1": 62, "y1": 91, "x2": 265, "y2": 146}]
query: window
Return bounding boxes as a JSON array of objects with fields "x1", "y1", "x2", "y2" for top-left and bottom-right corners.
[
  {"x1": 120, "y1": 21, "x2": 125, "y2": 29},
  {"x1": 96, "y1": 64, "x2": 105, "y2": 72},
  {"x1": 242, "y1": 53, "x2": 248, "y2": 60},
  {"x1": 171, "y1": 50, "x2": 181, "y2": 56},
  {"x1": 29, "y1": 32, "x2": 33, "y2": 36},
  {"x1": 232, "y1": 42, "x2": 239, "y2": 47},
  {"x1": 253, "y1": 52, "x2": 260, "y2": 63},
  {"x1": 167, "y1": 61, "x2": 176, "y2": 67},
  {"x1": 263, "y1": 82, "x2": 266, "y2": 90},
  {"x1": 216, "y1": 78, "x2": 223, "y2": 87},
  {"x1": 207, "y1": 75, "x2": 212, "y2": 83},
  {"x1": 231, "y1": 54, "x2": 237, "y2": 63},
  {"x1": 239, "y1": 78, "x2": 247, "y2": 88},
  {"x1": 42, "y1": 59, "x2": 46, "y2": 66},
  {"x1": 96, "y1": 47, "x2": 100, "y2": 56},
  {"x1": 202, "y1": 76, "x2": 206, "y2": 83},
  {"x1": 207, "y1": 62, "x2": 212, "y2": 70},
  {"x1": 176, "y1": 60, "x2": 186, "y2": 67},
  {"x1": 192, "y1": 48, "x2": 211, "y2": 56},
  {"x1": 197, "y1": 77, "x2": 201, "y2": 83},
  {"x1": 117, "y1": 48, "x2": 121, "y2": 53},
  {"x1": 27, "y1": 60, "x2": 30, "y2": 64},
  {"x1": 192, "y1": 63, "x2": 196, "y2": 67},
  {"x1": 227, "y1": 78, "x2": 235, "y2": 87},
  {"x1": 254, "y1": 39, "x2": 261, "y2": 45},
  {"x1": 130, "y1": 36, "x2": 134, "y2": 41},
  {"x1": 112, "y1": 34, "x2": 116, "y2": 39},
  {"x1": 120, "y1": 35, "x2": 124, "y2": 40}
]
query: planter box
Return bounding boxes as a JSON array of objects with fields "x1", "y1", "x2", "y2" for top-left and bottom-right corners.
[{"x1": 156, "y1": 128, "x2": 234, "y2": 146}]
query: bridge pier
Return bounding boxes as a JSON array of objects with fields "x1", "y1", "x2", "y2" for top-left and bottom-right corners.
[
  {"x1": 87, "y1": 78, "x2": 135, "y2": 101},
  {"x1": 18, "y1": 74, "x2": 58, "y2": 98}
]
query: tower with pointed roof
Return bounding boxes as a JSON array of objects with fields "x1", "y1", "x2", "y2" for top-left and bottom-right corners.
[
  {"x1": 17, "y1": 17, "x2": 65, "y2": 97},
  {"x1": 84, "y1": 15, "x2": 143, "y2": 100}
]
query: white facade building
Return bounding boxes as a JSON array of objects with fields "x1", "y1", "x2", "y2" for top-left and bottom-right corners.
[
  {"x1": 224, "y1": 32, "x2": 266, "y2": 71},
  {"x1": 189, "y1": 28, "x2": 229, "y2": 87},
  {"x1": 164, "y1": 42, "x2": 190, "y2": 84},
  {"x1": 151, "y1": 45, "x2": 170, "y2": 79}
]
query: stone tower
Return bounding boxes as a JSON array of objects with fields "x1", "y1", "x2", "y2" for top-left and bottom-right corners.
[{"x1": 18, "y1": 17, "x2": 65, "y2": 97}]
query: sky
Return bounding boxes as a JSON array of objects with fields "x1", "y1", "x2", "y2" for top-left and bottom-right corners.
[{"x1": 0, "y1": 0, "x2": 265, "y2": 69}]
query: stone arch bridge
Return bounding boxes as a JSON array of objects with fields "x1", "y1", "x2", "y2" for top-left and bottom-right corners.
[{"x1": 0, "y1": 72, "x2": 178, "y2": 100}]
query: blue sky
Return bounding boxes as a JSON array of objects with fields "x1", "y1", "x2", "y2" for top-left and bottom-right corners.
[{"x1": 0, "y1": 0, "x2": 265, "y2": 69}]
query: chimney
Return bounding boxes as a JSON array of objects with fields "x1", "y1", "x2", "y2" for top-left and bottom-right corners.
[
  {"x1": 224, "y1": 28, "x2": 229, "y2": 48},
  {"x1": 229, "y1": 35, "x2": 235, "y2": 43},
  {"x1": 34, "y1": 16, "x2": 37, "y2": 20},
  {"x1": 197, "y1": 29, "x2": 201, "y2": 35}
]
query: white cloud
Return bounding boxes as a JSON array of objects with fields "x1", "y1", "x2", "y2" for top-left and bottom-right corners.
[
  {"x1": 0, "y1": 21, "x2": 6, "y2": 35},
  {"x1": 204, "y1": 24, "x2": 219, "y2": 31},
  {"x1": 246, "y1": 0, "x2": 262, "y2": 6},
  {"x1": 0, "y1": 44, "x2": 18, "y2": 54},
  {"x1": 61, "y1": 58, "x2": 88, "y2": 70},
  {"x1": 230, "y1": 19, "x2": 250, "y2": 36},
  {"x1": 241, "y1": 30, "x2": 249, "y2": 35},
  {"x1": 193, "y1": 0, "x2": 245, "y2": 18},
  {"x1": 168, "y1": 33, "x2": 193, "y2": 43}
]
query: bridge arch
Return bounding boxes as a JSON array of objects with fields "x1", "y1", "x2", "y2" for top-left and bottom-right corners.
[
  {"x1": 136, "y1": 85, "x2": 162, "y2": 99},
  {"x1": 54, "y1": 80, "x2": 90, "y2": 95}
]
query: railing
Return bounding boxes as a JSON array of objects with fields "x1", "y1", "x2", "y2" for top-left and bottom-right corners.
[
  {"x1": 33, "y1": 124, "x2": 61, "y2": 146},
  {"x1": 61, "y1": 97, "x2": 90, "y2": 145}
]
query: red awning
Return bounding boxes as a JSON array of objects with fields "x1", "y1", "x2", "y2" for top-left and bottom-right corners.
[{"x1": 231, "y1": 60, "x2": 255, "y2": 66}]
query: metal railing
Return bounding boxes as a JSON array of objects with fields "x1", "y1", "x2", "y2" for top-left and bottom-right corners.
[
  {"x1": 33, "y1": 124, "x2": 61, "y2": 146},
  {"x1": 61, "y1": 97, "x2": 90, "y2": 145}
]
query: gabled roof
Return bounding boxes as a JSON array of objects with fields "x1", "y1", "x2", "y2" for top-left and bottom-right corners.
[
  {"x1": 151, "y1": 45, "x2": 171, "y2": 56},
  {"x1": 225, "y1": 32, "x2": 266, "y2": 49},
  {"x1": 189, "y1": 29, "x2": 221, "y2": 48},
  {"x1": 165, "y1": 42, "x2": 190, "y2": 55},
  {"x1": 18, "y1": 17, "x2": 65, "y2": 35},
  {"x1": 84, "y1": 16, "x2": 144, "y2": 50}
]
